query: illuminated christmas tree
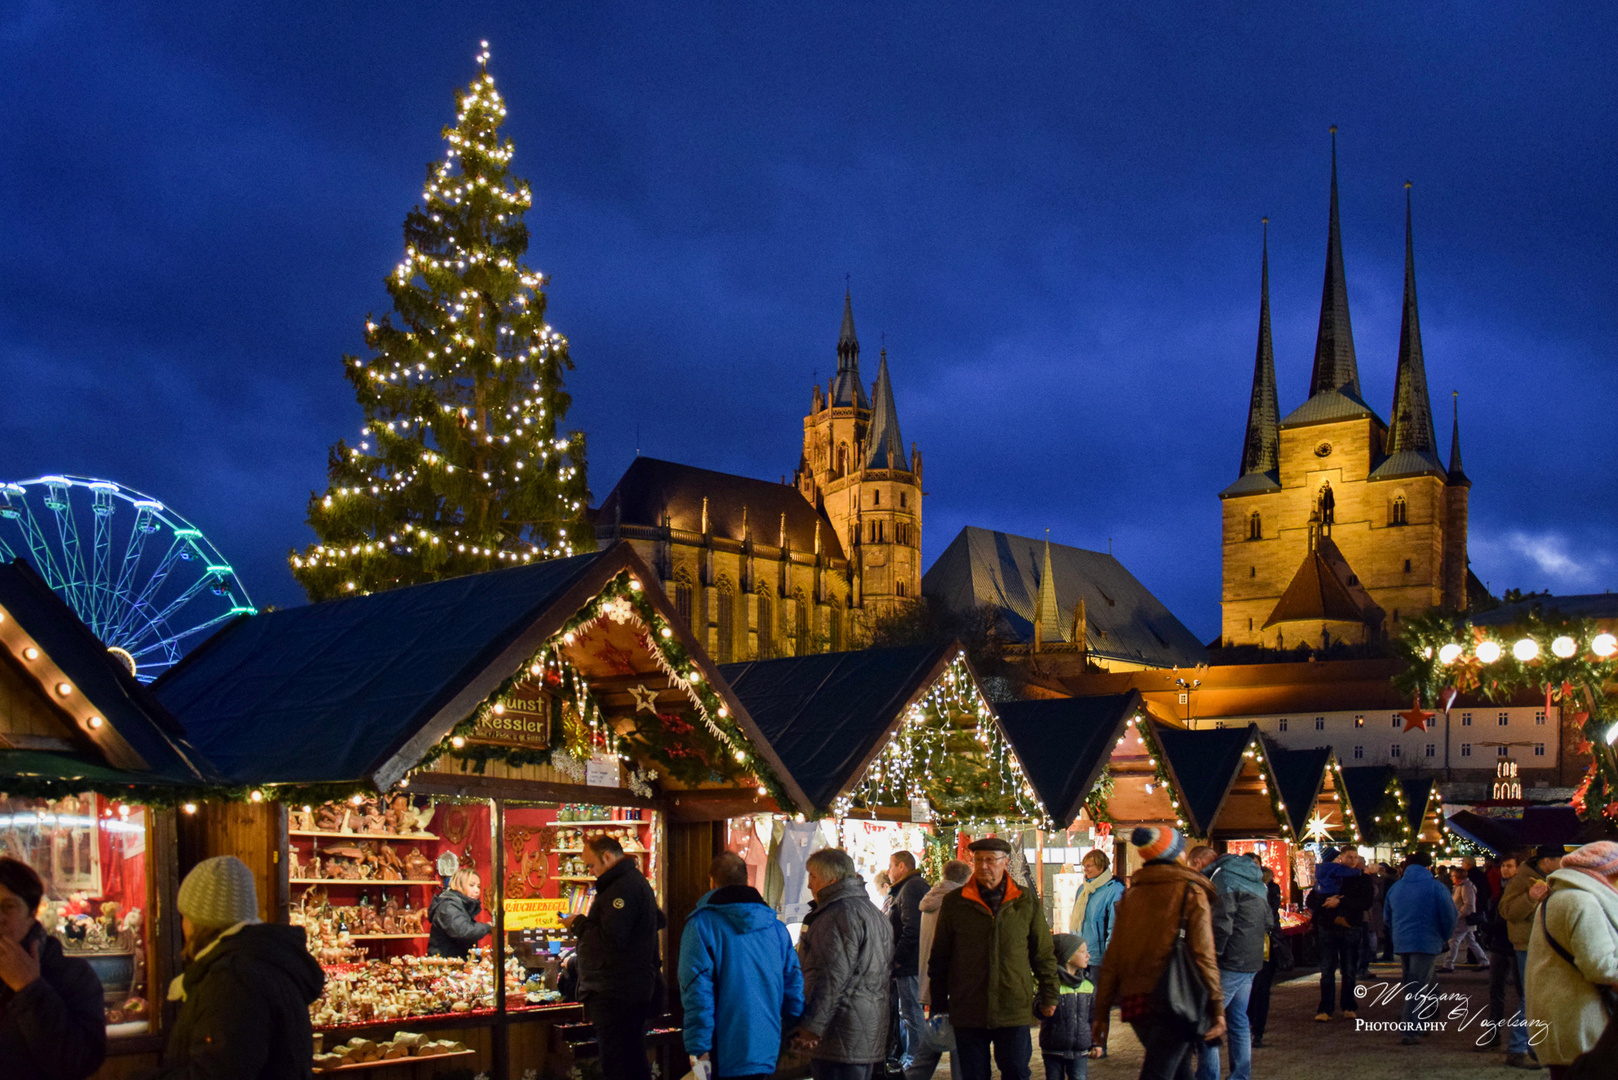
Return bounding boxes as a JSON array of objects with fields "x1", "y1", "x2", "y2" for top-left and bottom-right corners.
[{"x1": 293, "y1": 44, "x2": 590, "y2": 601}]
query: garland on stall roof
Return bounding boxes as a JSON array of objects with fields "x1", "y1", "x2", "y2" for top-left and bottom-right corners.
[
  {"x1": 1083, "y1": 767, "x2": 1115, "y2": 825},
  {"x1": 1393, "y1": 611, "x2": 1618, "y2": 824},
  {"x1": 836, "y1": 655, "x2": 1046, "y2": 827},
  {"x1": 1127, "y1": 715, "x2": 1193, "y2": 837}
]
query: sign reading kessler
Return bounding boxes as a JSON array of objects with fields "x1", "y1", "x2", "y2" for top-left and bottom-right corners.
[{"x1": 471, "y1": 682, "x2": 551, "y2": 747}]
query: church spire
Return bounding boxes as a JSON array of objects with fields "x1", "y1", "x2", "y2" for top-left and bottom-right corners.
[
  {"x1": 1448, "y1": 390, "x2": 1470, "y2": 487},
  {"x1": 830, "y1": 288, "x2": 869, "y2": 409},
  {"x1": 1308, "y1": 126, "x2": 1361, "y2": 399},
  {"x1": 1034, "y1": 535, "x2": 1062, "y2": 648},
  {"x1": 1238, "y1": 219, "x2": 1280, "y2": 478},
  {"x1": 863, "y1": 348, "x2": 906, "y2": 470},
  {"x1": 1385, "y1": 183, "x2": 1439, "y2": 458}
]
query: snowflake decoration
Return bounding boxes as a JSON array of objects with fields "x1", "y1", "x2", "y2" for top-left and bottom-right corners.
[
  {"x1": 626, "y1": 768, "x2": 657, "y2": 799},
  {"x1": 601, "y1": 595, "x2": 636, "y2": 624}
]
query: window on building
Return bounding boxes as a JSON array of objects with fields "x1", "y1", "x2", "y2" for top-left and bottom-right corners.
[
  {"x1": 1535, "y1": 710, "x2": 1546, "y2": 725},
  {"x1": 1354, "y1": 746, "x2": 1364, "y2": 759},
  {"x1": 899, "y1": 492, "x2": 907, "y2": 508},
  {"x1": 1426, "y1": 743, "x2": 1436, "y2": 757},
  {"x1": 1498, "y1": 711, "x2": 1509, "y2": 726},
  {"x1": 1461, "y1": 743, "x2": 1472, "y2": 757},
  {"x1": 675, "y1": 580, "x2": 693, "y2": 631},
  {"x1": 1534, "y1": 743, "x2": 1546, "y2": 757},
  {"x1": 756, "y1": 593, "x2": 772, "y2": 658},
  {"x1": 1248, "y1": 617, "x2": 1254, "y2": 631},
  {"x1": 1354, "y1": 715, "x2": 1364, "y2": 728},
  {"x1": 794, "y1": 592, "x2": 809, "y2": 655},
  {"x1": 1462, "y1": 712, "x2": 1472, "y2": 727},
  {"x1": 1315, "y1": 717, "x2": 1326, "y2": 731},
  {"x1": 1391, "y1": 744, "x2": 1402, "y2": 758},
  {"x1": 1391, "y1": 495, "x2": 1408, "y2": 526},
  {"x1": 1215, "y1": 721, "x2": 1225, "y2": 729},
  {"x1": 829, "y1": 605, "x2": 844, "y2": 651},
  {"x1": 1391, "y1": 714, "x2": 1401, "y2": 728},
  {"x1": 872, "y1": 490, "x2": 880, "y2": 506},
  {"x1": 896, "y1": 579, "x2": 907, "y2": 598},
  {"x1": 1250, "y1": 566, "x2": 1256, "y2": 577},
  {"x1": 1497, "y1": 745, "x2": 1509, "y2": 757},
  {"x1": 1404, "y1": 558, "x2": 1412, "y2": 573},
  {"x1": 836, "y1": 444, "x2": 848, "y2": 476},
  {"x1": 1278, "y1": 717, "x2": 1289, "y2": 731},
  {"x1": 1249, "y1": 512, "x2": 1262, "y2": 540},
  {"x1": 716, "y1": 581, "x2": 735, "y2": 663}
]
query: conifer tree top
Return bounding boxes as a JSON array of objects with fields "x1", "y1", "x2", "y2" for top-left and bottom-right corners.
[{"x1": 292, "y1": 45, "x2": 591, "y2": 602}]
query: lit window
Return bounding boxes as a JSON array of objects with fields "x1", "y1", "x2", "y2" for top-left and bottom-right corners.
[
  {"x1": 1534, "y1": 743, "x2": 1546, "y2": 757},
  {"x1": 1391, "y1": 744, "x2": 1402, "y2": 758},
  {"x1": 1353, "y1": 746, "x2": 1364, "y2": 759},
  {"x1": 1355, "y1": 716, "x2": 1365, "y2": 728},
  {"x1": 1425, "y1": 744, "x2": 1436, "y2": 757},
  {"x1": 1461, "y1": 743, "x2": 1472, "y2": 757}
]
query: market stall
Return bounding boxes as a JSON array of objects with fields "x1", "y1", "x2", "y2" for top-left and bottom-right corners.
[
  {"x1": 1257, "y1": 744, "x2": 1366, "y2": 904},
  {"x1": 1338, "y1": 765, "x2": 1414, "y2": 862},
  {"x1": 712, "y1": 642, "x2": 1042, "y2": 929},
  {"x1": 0, "y1": 559, "x2": 220, "y2": 1078},
  {"x1": 154, "y1": 543, "x2": 794, "y2": 1080},
  {"x1": 1152, "y1": 722, "x2": 1291, "y2": 856},
  {"x1": 995, "y1": 692, "x2": 1161, "y2": 923}
]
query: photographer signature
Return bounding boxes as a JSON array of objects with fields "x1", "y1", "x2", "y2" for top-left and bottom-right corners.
[{"x1": 1356, "y1": 980, "x2": 1550, "y2": 1046}]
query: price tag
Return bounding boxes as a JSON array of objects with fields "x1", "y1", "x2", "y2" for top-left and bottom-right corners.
[
  {"x1": 504, "y1": 898, "x2": 570, "y2": 930},
  {"x1": 910, "y1": 797, "x2": 933, "y2": 823},
  {"x1": 586, "y1": 754, "x2": 621, "y2": 788}
]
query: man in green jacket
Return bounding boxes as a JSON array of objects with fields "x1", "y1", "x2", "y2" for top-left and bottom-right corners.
[{"x1": 927, "y1": 838, "x2": 1058, "y2": 1080}]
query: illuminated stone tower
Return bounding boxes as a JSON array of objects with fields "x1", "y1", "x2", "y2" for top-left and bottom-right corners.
[{"x1": 795, "y1": 291, "x2": 923, "y2": 618}]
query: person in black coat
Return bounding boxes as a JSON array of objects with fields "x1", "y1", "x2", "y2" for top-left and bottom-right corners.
[
  {"x1": 0, "y1": 857, "x2": 107, "y2": 1080},
  {"x1": 427, "y1": 870, "x2": 493, "y2": 958},
  {"x1": 562, "y1": 835, "x2": 666, "y2": 1080},
  {"x1": 886, "y1": 851, "x2": 930, "y2": 1069}
]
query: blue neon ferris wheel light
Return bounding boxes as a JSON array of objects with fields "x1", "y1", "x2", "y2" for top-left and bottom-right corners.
[{"x1": 0, "y1": 475, "x2": 255, "y2": 683}]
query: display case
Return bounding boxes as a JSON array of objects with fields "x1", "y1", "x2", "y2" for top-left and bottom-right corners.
[{"x1": 0, "y1": 792, "x2": 157, "y2": 1036}]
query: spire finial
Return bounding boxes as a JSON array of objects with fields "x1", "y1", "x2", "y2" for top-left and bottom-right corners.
[{"x1": 1448, "y1": 389, "x2": 1469, "y2": 485}]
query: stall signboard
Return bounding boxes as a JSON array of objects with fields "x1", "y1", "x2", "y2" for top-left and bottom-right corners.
[
  {"x1": 503, "y1": 898, "x2": 570, "y2": 931},
  {"x1": 470, "y1": 683, "x2": 551, "y2": 747},
  {"x1": 910, "y1": 797, "x2": 933, "y2": 824}
]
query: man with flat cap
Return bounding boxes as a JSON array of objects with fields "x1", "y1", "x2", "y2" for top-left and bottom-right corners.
[{"x1": 925, "y1": 837, "x2": 1058, "y2": 1080}]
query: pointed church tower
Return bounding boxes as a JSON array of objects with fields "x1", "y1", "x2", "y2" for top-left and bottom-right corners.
[
  {"x1": 1222, "y1": 220, "x2": 1282, "y2": 498},
  {"x1": 1310, "y1": 126, "x2": 1362, "y2": 399},
  {"x1": 1372, "y1": 183, "x2": 1444, "y2": 480},
  {"x1": 796, "y1": 289, "x2": 922, "y2": 625},
  {"x1": 1443, "y1": 391, "x2": 1472, "y2": 610},
  {"x1": 1033, "y1": 536, "x2": 1062, "y2": 651}
]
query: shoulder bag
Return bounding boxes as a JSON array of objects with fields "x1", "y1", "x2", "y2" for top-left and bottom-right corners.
[
  {"x1": 1536, "y1": 898, "x2": 1618, "y2": 1080},
  {"x1": 1149, "y1": 884, "x2": 1212, "y2": 1038}
]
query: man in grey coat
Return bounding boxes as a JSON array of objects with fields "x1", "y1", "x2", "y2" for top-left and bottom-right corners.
[{"x1": 793, "y1": 848, "x2": 894, "y2": 1080}]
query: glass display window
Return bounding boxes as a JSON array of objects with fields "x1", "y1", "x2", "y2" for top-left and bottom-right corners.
[
  {"x1": 0, "y1": 792, "x2": 154, "y2": 1035},
  {"x1": 500, "y1": 800, "x2": 661, "y2": 1014}
]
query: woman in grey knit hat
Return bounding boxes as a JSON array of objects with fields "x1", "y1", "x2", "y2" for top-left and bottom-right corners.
[{"x1": 151, "y1": 855, "x2": 325, "y2": 1080}]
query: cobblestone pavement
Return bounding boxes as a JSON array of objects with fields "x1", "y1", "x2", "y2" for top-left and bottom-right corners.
[{"x1": 1011, "y1": 959, "x2": 1539, "y2": 1080}]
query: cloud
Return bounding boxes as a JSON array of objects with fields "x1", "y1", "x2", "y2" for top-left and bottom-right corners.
[{"x1": 1470, "y1": 530, "x2": 1615, "y2": 593}]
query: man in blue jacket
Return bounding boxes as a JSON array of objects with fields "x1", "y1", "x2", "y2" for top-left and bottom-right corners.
[
  {"x1": 680, "y1": 851, "x2": 805, "y2": 1080},
  {"x1": 1382, "y1": 852, "x2": 1458, "y2": 1045}
]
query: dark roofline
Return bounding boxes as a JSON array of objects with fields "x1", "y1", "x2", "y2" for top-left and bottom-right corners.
[
  {"x1": 1154, "y1": 722, "x2": 1288, "y2": 837},
  {"x1": 997, "y1": 690, "x2": 1143, "y2": 826}
]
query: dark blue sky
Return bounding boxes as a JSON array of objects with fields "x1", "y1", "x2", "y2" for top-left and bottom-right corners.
[{"x1": 3, "y1": 3, "x2": 1614, "y2": 639}]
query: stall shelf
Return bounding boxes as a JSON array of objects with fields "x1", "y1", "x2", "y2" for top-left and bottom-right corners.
[{"x1": 152, "y1": 543, "x2": 793, "y2": 1080}]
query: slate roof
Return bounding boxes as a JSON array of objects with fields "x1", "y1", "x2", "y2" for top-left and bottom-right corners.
[
  {"x1": 1446, "y1": 807, "x2": 1581, "y2": 856},
  {"x1": 997, "y1": 692, "x2": 1144, "y2": 827},
  {"x1": 1380, "y1": 190, "x2": 1442, "y2": 475},
  {"x1": 831, "y1": 291, "x2": 870, "y2": 410},
  {"x1": 1262, "y1": 741, "x2": 1332, "y2": 837},
  {"x1": 718, "y1": 642, "x2": 956, "y2": 813},
  {"x1": 923, "y1": 527, "x2": 1206, "y2": 668},
  {"x1": 1338, "y1": 765, "x2": 1397, "y2": 844},
  {"x1": 1308, "y1": 130, "x2": 1362, "y2": 400},
  {"x1": 1264, "y1": 536, "x2": 1383, "y2": 629},
  {"x1": 596, "y1": 457, "x2": 844, "y2": 560},
  {"x1": 1368, "y1": 449, "x2": 1446, "y2": 482},
  {"x1": 1152, "y1": 722, "x2": 1256, "y2": 836},
  {"x1": 1279, "y1": 387, "x2": 1381, "y2": 428},
  {"x1": 0, "y1": 558, "x2": 212, "y2": 785},
  {"x1": 863, "y1": 351, "x2": 907, "y2": 471},
  {"x1": 1234, "y1": 225, "x2": 1280, "y2": 484}
]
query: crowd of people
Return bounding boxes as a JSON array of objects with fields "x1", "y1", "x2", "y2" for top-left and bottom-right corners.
[{"x1": 2, "y1": 829, "x2": 1616, "y2": 1080}]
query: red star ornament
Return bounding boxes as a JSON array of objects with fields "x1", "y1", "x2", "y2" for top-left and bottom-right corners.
[{"x1": 1400, "y1": 700, "x2": 1434, "y2": 733}]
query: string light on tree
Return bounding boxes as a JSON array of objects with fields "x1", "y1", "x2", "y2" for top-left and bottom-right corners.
[{"x1": 291, "y1": 43, "x2": 591, "y2": 600}]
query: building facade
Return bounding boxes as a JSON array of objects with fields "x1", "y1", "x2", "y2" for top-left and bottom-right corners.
[
  {"x1": 596, "y1": 292, "x2": 921, "y2": 659},
  {"x1": 1220, "y1": 138, "x2": 1472, "y2": 650}
]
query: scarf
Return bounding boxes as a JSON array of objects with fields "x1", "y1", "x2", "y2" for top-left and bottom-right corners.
[{"x1": 1068, "y1": 869, "x2": 1114, "y2": 932}]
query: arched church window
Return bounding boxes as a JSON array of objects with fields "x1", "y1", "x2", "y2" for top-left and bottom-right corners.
[
  {"x1": 794, "y1": 589, "x2": 809, "y2": 655},
  {"x1": 716, "y1": 579, "x2": 735, "y2": 663},
  {"x1": 829, "y1": 600, "x2": 844, "y2": 651},
  {"x1": 872, "y1": 490, "x2": 880, "y2": 506},
  {"x1": 836, "y1": 444, "x2": 848, "y2": 477},
  {"x1": 1391, "y1": 494, "x2": 1408, "y2": 526},
  {"x1": 756, "y1": 590, "x2": 773, "y2": 658},
  {"x1": 673, "y1": 569, "x2": 694, "y2": 631},
  {"x1": 1248, "y1": 511, "x2": 1262, "y2": 540}
]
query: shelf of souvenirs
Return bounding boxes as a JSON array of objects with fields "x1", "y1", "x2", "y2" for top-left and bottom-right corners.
[
  {"x1": 291, "y1": 878, "x2": 439, "y2": 886},
  {"x1": 550, "y1": 846, "x2": 646, "y2": 854},
  {"x1": 565, "y1": 819, "x2": 650, "y2": 826},
  {"x1": 309, "y1": 953, "x2": 564, "y2": 1031},
  {"x1": 292, "y1": 830, "x2": 441, "y2": 841}
]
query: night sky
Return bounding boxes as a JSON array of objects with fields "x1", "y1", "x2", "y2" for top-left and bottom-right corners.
[{"x1": 3, "y1": 3, "x2": 1614, "y2": 640}]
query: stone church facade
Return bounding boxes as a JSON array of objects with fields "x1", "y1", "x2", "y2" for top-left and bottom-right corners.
[
  {"x1": 595, "y1": 292, "x2": 921, "y2": 660},
  {"x1": 1219, "y1": 138, "x2": 1474, "y2": 650}
]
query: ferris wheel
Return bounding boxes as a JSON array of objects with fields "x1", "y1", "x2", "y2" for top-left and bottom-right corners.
[{"x1": 0, "y1": 476, "x2": 256, "y2": 683}]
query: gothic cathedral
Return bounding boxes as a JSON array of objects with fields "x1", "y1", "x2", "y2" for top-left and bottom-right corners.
[{"x1": 1219, "y1": 133, "x2": 1471, "y2": 650}]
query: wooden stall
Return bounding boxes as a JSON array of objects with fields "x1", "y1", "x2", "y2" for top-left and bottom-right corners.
[
  {"x1": 0, "y1": 560, "x2": 214, "y2": 1080},
  {"x1": 153, "y1": 543, "x2": 797, "y2": 1080},
  {"x1": 1153, "y1": 722, "x2": 1291, "y2": 846}
]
